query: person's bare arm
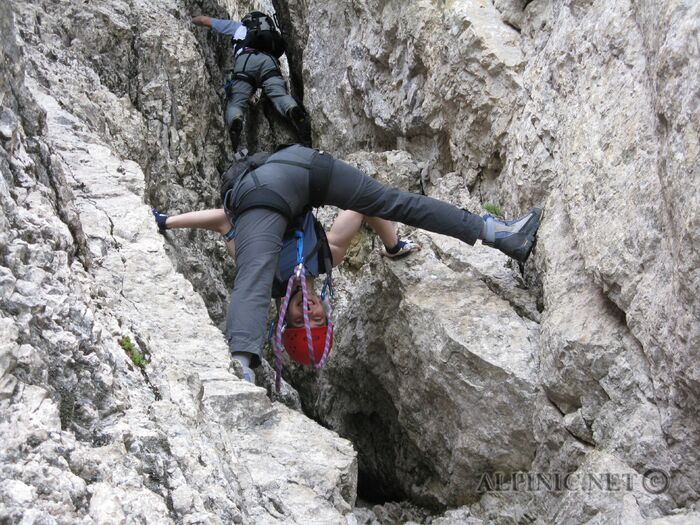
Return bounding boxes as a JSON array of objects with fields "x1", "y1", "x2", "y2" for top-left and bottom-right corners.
[
  {"x1": 165, "y1": 209, "x2": 231, "y2": 235},
  {"x1": 165, "y1": 208, "x2": 236, "y2": 260},
  {"x1": 191, "y1": 16, "x2": 213, "y2": 28}
]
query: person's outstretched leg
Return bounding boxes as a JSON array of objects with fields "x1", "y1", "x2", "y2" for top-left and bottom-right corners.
[
  {"x1": 323, "y1": 157, "x2": 540, "y2": 263},
  {"x1": 325, "y1": 158, "x2": 484, "y2": 245}
]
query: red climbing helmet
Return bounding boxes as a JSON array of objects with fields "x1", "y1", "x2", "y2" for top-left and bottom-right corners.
[{"x1": 281, "y1": 326, "x2": 333, "y2": 366}]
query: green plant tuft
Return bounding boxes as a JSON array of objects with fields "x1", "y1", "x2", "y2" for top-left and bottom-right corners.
[
  {"x1": 483, "y1": 203, "x2": 502, "y2": 217},
  {"x1": 119, "y1": 335, "x2": 147, "y2": 368}
]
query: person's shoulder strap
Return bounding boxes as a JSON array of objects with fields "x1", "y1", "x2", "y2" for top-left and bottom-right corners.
[{"x1": 309, "y1": 151, "x2": 333, "y2": 207}]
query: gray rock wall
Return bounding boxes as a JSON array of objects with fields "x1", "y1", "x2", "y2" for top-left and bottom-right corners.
[
  {"x1": 1, "y1": 0, "x2": 698, "y2": 523},
  {"x1": 281, "y1": 0, "x2": 699, "y2": 522},
  {"x1": 1, "y1": 2, "x2": 357, "y2": 523}
]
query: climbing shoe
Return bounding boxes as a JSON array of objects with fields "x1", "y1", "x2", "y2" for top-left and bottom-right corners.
[
  {"x1": 242, "y1": 366, "x2": 255, "y2": 384},
  {"x1": 382, "y1": 239, "x2": 420, "y2": 259},
  {"x1": 482, "y1": 208, "x2": 542, "y2": 263},
  {"x1": 229, "y1": 117, "x2": 243, "y2": 151},
  {"x1": 152, "y1": 208, "x2": 168, "y2": 234},
  {"x1": 287, "y1": 106, "x2": 311, "y2": 147}
]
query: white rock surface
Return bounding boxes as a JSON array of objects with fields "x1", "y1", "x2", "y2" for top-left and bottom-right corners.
[
  {"x1": 2, "y1": 0, "x2": 699, "y2": 523},
  {"x1": 1, "y1": 3, "x2": 357, "y2": 523}
]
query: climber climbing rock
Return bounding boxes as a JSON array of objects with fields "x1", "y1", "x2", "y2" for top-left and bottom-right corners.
[
  {"x1": 153, "y1": 151, "x2": 419, "y2": 384},
  {"x1": 155, "y1": 145, "x2": 540, "y2": 385},
  {"x1": 191, "y1": 12, "x2": 312, "y2": 149}
]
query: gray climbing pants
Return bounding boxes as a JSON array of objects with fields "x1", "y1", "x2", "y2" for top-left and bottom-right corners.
[
  {"x1": 224, "y1": 145, "x2": 484, "y2": 367},
  {"x1": 225, "y1": 51, "x2": 298, "y2": 127}
]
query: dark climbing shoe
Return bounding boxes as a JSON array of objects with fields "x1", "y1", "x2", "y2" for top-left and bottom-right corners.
[
  {"x1": 482, "y1": 208, "x2": 542, "y2": 263},
  {"x1": 287, "y1": 106, "x2": 311, "y2": 147},
  {"x1": 382, "y1": 239, "x2": 420, "y2": 259},
  {"x1": 152, "y1": 208, "x2": 168, "y2": 234},
  {"x1": 229, "y1": 117, "x2": 243, "y2": 151}
]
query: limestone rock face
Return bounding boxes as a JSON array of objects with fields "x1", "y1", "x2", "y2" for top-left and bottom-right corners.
[
  {"x1": 283, "y1": 0, "x2": 699, "y2": 522},
  {"x1": 1, "y1": 2, "x2": 357, "y2": 523},
  {"x1": 2, "y1": 0, "x2": 699, "y2": 523},
  {"x1": 287, "y1": 152, "x2": 540, "y2": 507}
]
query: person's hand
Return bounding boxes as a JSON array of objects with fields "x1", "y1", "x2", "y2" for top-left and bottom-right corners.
[{"x1": 191, "y1": 16, "x2": 212, "y2": 27}]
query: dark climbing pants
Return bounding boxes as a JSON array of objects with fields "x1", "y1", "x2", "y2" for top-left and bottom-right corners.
[
  {"x1": 225, "y1": 51, "x2": 298, "y2": 128},
  {"x1": 224, "y1": 145, "x2": 484, "y2": 367}
]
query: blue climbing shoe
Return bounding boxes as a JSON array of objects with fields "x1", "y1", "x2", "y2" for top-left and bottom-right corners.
[
  {"x1": 482, "y1": 208, "x2": 542, "y2": 263},
  {"x1": 152, "y1": 208, "x2": 168, "y2": 234},
  {"x1": 382, "y1": 239, "x2": 421, "y2": 259},
  {"x1": 242, "y1": 366, "x2": 255, "y2": 384}
]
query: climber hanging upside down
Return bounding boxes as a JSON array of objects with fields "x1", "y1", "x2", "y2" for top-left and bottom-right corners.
[
  {"x1": 153, "y1": 151, "x2": 420, "y2": 383},
  {"x1": 154, "y1": 145, "x2": 541, "y2": 385}
]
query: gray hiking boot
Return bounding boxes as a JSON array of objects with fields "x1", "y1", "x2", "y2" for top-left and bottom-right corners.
[{"x1": 482, "y1": 208, "x2": 542, "y2": 263}]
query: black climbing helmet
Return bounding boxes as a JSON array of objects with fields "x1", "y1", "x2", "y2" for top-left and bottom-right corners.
[{"x1": 238, "y1": 11, "x2": 286, "y2": 58}]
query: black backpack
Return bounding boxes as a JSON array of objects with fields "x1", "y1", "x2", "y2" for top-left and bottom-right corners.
[{"x1": 237, "y1": 11, "x2": 286, "y2": 59}]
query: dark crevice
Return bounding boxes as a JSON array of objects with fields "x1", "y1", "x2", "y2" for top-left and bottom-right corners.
[
  {"x1": 272, "y1": 0, "x2": 306, "y2": 103},
  {"x1": 467, "y1": 150, "x2": 504, "y2": 205},
  {"x1": 44, "y1": 157, "x2": 92, "y2": 270},
  {"x1": 544, "y1": 387, "x2": 571, "y2": 416},
  {"x1": 504, "y1": 20, "x2": 522, "y2": 34}
]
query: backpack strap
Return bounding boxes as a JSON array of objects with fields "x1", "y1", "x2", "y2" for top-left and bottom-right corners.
[
  {"x1": 309, "y1": 151, "x2": 333, "y2": 207},
  {"x1": 265, "y1": 150, "x2": 334, "y2": 208},
  {"x1": 228, "y1": 169, "x2": 293, "y2": 220}
]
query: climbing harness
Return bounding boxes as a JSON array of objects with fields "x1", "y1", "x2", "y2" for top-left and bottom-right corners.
[
  {"x1": 221, "y1": 148, "x2": 334, "y2": 225},
  {"x1": 225, "y1": 48, "x2": 283, "y2": 93},
  {"x1": 221, "y1": 148, "x2": 337, "y2": 391},
  {"x1": 272, "y1": 228, "x2": 334, "y2": 392}
]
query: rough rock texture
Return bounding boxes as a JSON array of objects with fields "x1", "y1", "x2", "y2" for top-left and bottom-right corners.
[
  {"x1": 2, "y1": 0, "x2": 699, "y2": 523},
  {"x1": 288, "y1": 152, "x2": 540, "y2": 508},
  {"x1": 280, "y1": 0, "x2": 700, "y2": 522},
  {"x1": 1, "y1": 3, "x2": 357, "y2": 523}
]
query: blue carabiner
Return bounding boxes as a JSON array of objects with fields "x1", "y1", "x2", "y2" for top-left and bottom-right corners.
[{"x1": 295, "y1": 230, "x2": 304, "y2": 265}]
